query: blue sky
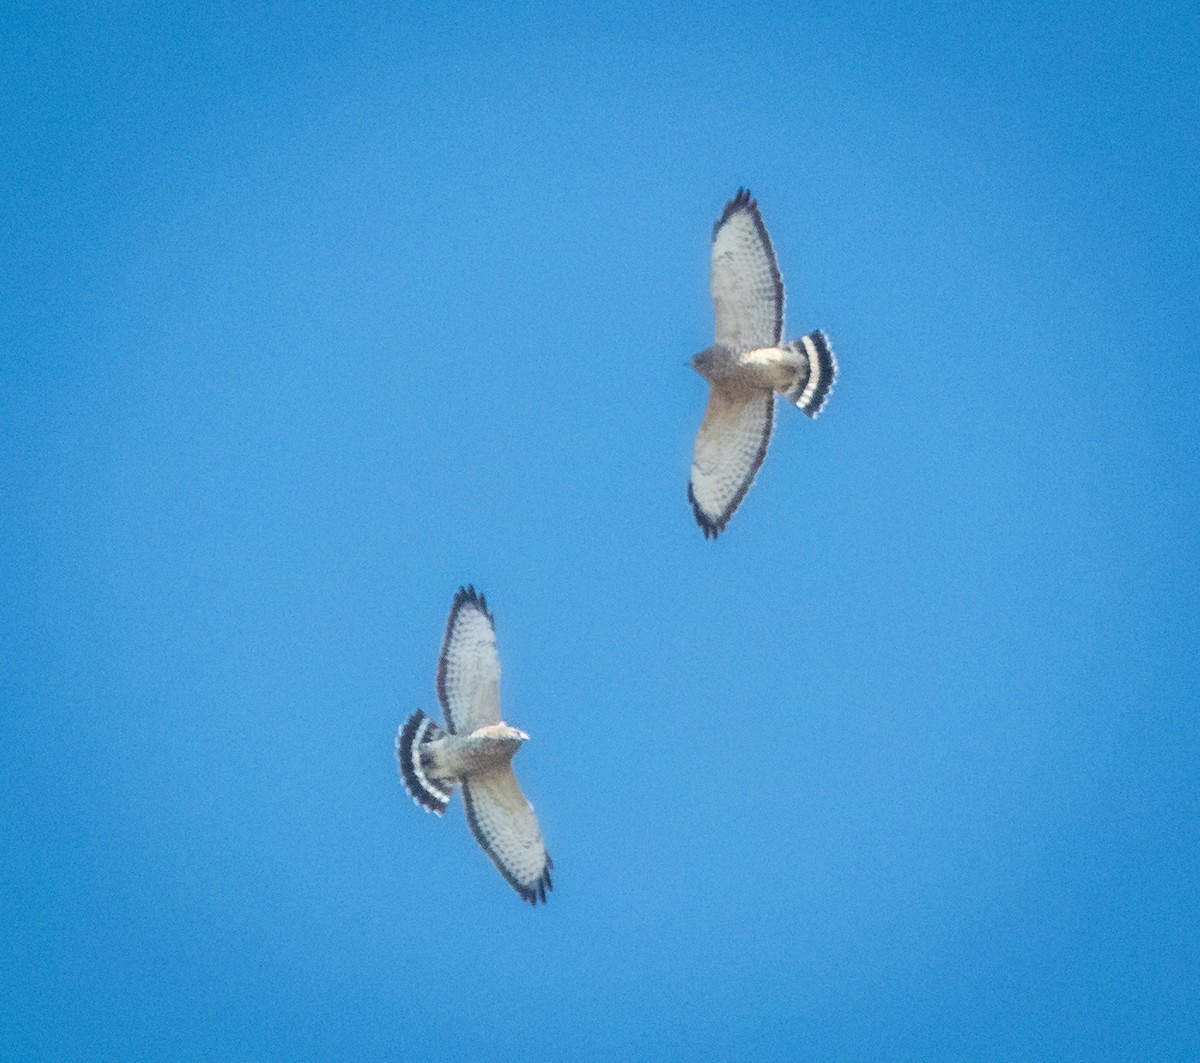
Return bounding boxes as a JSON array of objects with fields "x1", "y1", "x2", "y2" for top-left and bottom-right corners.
[{"x1": 2, "y1": 2, "x2": 1197, "y2": 1060}]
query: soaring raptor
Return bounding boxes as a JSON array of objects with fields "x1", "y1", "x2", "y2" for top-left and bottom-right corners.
[
  {"x1": 397, "y1": 586, "x2": 553, "y2": 905},
  {"x1": 687, "y1": 188, "x2": 838, "y2": 537}
]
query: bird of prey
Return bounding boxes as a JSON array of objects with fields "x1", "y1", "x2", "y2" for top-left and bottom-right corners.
[
  {"x1": 396, "y1": 586, "x2": 553, "y2": 905},
  {"x1": 687, "y1": 188, "x2": 838, "y2": 538}
]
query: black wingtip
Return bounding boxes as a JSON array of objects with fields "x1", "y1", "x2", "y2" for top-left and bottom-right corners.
[
  {"x1": 451, "y1": 584, "x2": 493, "y2": 621},
  {"x1": 713, "y1": 187, "x2": 755, "y2": 237},
  {"x1": 523, "y1": 861, "x2": 554, "y2": 907},
  {"x1": 687, "y1": 481, "x2": 724, "y2": 539}
]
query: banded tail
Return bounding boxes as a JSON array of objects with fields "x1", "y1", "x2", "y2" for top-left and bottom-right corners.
[
  {"x1": 784, "y1": 330, "x2": 837, "y2": 417},
  {"x1": 396, "y1": 710, "x2": 456, "y2": 815}
]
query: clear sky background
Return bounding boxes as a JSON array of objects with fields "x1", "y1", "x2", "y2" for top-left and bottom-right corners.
[{"x1": 2, "y1": 2, "x2": 1197, "y2": 1060}]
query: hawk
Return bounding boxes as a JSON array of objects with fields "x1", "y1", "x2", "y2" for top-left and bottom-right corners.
[
  {"x1": 396, "y1": 586, "x2": 553, "y2": 905},
  {"x1": 687, "y1": 188, "x2": 838, "y2": 537}
]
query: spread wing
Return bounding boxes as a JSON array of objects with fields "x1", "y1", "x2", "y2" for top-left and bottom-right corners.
[
  {"x1": 436, "y1": 586, "x2": 500, "y2": 734},
  {"x1": 711, "y1": 188, "x2": 783, "y2": 351},
  {"x1": 463, "y1": 769, "x2": 553, "y2": 905},
  {"x1": 689, "y1": 385, "x2": 774, "y2": 538}
]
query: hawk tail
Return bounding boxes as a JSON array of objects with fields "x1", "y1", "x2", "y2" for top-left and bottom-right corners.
[
  {"x1": 396, "y1": 710, "x2": 456, "y2": 815},
  {"x1": 784, "y1": 330, "x2": 837, "y2": 417}
]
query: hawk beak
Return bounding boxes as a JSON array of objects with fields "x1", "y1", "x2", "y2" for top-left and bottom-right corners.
[{"x1": 517, "y1": 730, "x2": 530, "y2": 741}]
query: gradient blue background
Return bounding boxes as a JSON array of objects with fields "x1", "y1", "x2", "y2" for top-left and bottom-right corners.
[{"x1": 3, "y1": 3, "x2": 1197, "y2": 1060}]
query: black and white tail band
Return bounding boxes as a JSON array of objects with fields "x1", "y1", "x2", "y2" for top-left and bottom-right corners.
[
  {"x1": 786, "y1": 330, "x2": 837, "y2": 417},
  {"x1": 397, "y1": 710, "x2": 454, "y2": 815}
]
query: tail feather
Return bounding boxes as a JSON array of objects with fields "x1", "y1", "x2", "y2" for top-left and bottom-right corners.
[
  {"x1": 785, "y1": 330, "x2": 837, "y2": 417},
  {"x1": 396, "y1": 710, "x2": 456, "y2": 815}
]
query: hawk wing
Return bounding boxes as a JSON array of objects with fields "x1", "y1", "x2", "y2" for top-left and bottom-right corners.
[
  {"x1": 688, "y1": 385, "x2": 775, "y2": 538},
  {"x1": 436, "y1": 586, "x2": 501, "y2": 734},
  {"x1": 463, "y1": 769, "x2": 553, "y2": 905},
  {"x1": 711, "y1": 188, "x2": 783, "y2": 351}
]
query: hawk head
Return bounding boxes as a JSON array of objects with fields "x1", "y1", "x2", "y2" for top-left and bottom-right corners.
[
  {"x1": 474, "y1": 722, "x2": 529, "y2": 756},
  {"x1": 691, "y1": 346, "x2": 721, "y2": 378}
]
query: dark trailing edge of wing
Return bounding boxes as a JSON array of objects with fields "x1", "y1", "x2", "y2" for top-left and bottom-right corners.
[
  {"x1": 396, "y1": 710, "x2": 450, "y2": 815},
  {"x1": 463, "y1": 784, "x2": 554, "y2": 907},
  {"x1": 688, "y1": 391, "x2": 775, "y2": 540},
  {"x1": 436, "y1": 584, "x2": 494, "y2": 734},
  {"x1": 712, "y1": 187, "x2": 784, "y2": 345}
]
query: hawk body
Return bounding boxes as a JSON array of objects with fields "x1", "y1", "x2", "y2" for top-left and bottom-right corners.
[
  {"x1": 688, "y1": 189, "x2": 838, "y2": 537},
  {"x1": 397, "y1": 586, "x2": 553, "y2": 906}
]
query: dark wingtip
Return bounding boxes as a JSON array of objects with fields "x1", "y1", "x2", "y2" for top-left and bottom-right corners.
[
  {"x1": 520, "y1": 857, "x2": 554, "y2": 907},
  {"x1": 451, "y1": 584, "x2": 493, "y2": 622},
  {"x1": 687, "y1": 481, "x2": 724, "y2": 540},
  {"x1": 713, "y1": 187, "x2": 756, "y2": 237},
  {"x1": 531, "y1": 861, "x2": 553, "y2": 906}
]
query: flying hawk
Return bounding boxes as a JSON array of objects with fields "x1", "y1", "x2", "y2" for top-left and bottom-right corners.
[
  {"x1": 396, "y1": 586, "x2": 553, "y2": 905},
  {"x1": 687, "y1": 188, "x2": 838, "y2": 537}
]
